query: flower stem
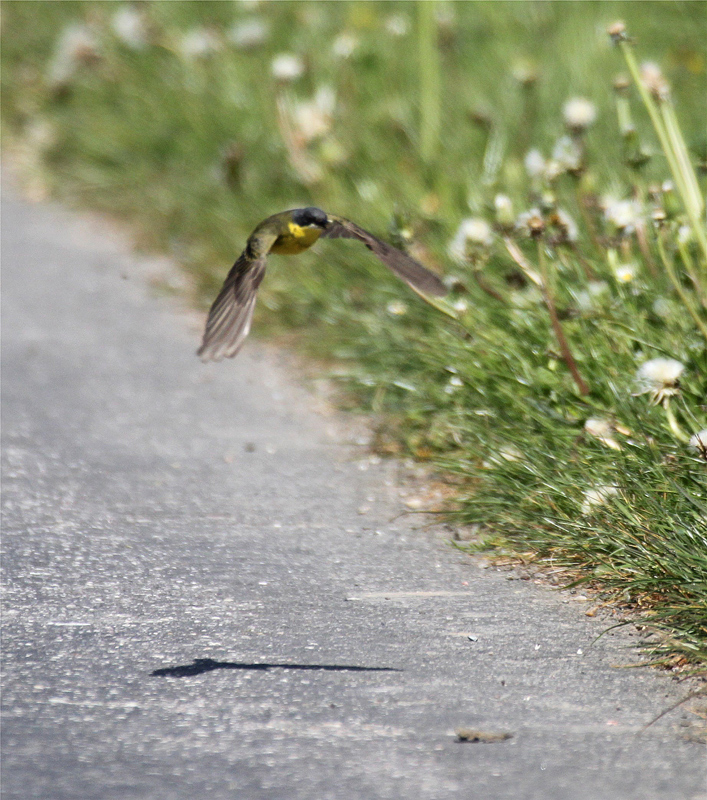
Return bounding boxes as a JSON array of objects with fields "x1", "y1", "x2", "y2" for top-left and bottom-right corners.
[
  {"x1": 657, "y1": 231, "x2": 707, "y2": 343},
  {"x1": 618, "y1": 39, "x2": 707, "y2": 263},
  {"x1": 537, "y1": 240, "x2": 590, "y2": 395},
  {"x1": 677, "y1": 237, "x2": 706, "y2": 307},
  {"x1": 662, "y1": 398, "x2": 689, "y2": 443}
]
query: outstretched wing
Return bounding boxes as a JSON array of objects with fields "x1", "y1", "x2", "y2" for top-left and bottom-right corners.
[
  {"x1": 321, "y1": 216, "x2": 447, "y2": 297},
  {"x1": 197, "y1": 252, "x2": 267, "y2": 362}
]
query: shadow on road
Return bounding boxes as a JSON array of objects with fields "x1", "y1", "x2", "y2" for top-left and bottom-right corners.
[{"x1": 151, "y1": 658, "x2": 402, "y2": 678}]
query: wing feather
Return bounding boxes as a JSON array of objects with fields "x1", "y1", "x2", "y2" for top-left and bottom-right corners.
[
  {"x1": 321, "y1": 216, "x2": 447, "y2": 297},
  {"x1": 197, "y1": 252, "x2": 267, "y2": 362}
]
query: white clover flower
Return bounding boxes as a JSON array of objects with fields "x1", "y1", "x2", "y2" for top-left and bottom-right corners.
[
  {"x1": 228, "y1": 18, "x2": 269, "y2": 49},
  {"x1": 494, "y1": 194, "x2": 514, "y2": 228},
  {"x1": 581, "y1": 485, "x2": 619, "y2": 515},
  {"x1": 448, "y1": 218, "x2": 493, "y2": 263},
  {"x1": 385, "y1": 14, "x2": 410, "y2": 37},
  {"x1": 635, "y1": 357, "x2": 685, "y2": 402},
  {"x1": 451, "y1": 298, "x2": 469, "y2": 314},
  {"x1": 271, "y1": 52, "x2": 305, "y2": 81},
  {"x1": 563, "y1": 97, "x2": 597, "y2": 132},
  {"x1": 112, "y1": 6, "x2": 149, "y2": 49},
  {"x1": 47, "y1": 23, "x2": 100, "y2": 86},
  {"x1": 179, "y1": 28, "x2": 221, "y2": 59},
  {"x1": 332, "y1": 32, "x2": 358, "y2": 59},
  {"x1": 584, "y1": 418, "x2": 621, "y2": 450},
  {"x1": 614, "y1": 262, "x2": 637, "y2": 284},
  {"x1": 386, "y1": 300, "x2": 408, "y2": 316},
  {"x1": 688, "y1": 430, "x2": 707, "y2": 458},
  {"x1": 552, "y1": 135, "x2": 583, "y2": 173},
  {"x1": 603, "y1": 197, "x2": 642, "y2": 234},
  {"x1": 292, "y1": 85, "x2": 335, "y2": 142},
  {"x1": 524, "y1": 149, "x2": 546, "y2": 180}
]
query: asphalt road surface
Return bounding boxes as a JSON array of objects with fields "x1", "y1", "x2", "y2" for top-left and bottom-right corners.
[{"x1": 2, "y1": 185, "x2": 705, "y2": 799}]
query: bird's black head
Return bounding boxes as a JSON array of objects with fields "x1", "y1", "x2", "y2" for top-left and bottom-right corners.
[{"x1": 292, "y1": 207, "x2": 328, "y2": 228}]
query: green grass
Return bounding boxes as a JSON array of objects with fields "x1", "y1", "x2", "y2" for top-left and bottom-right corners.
[{"x1": 2, "y1": 0, "x2": 706, "y2": 667}]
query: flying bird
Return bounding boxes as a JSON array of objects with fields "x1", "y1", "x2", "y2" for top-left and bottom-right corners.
[{"x1": 197, "y1": 207, "x2": 447, "y2": 362}]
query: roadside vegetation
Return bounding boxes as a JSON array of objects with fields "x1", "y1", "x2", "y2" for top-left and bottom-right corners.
[{"x1": 2, "y1": 1, "x2": 706, "y2": 668}]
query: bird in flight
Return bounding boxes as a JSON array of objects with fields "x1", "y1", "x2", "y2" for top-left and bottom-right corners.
[{"x1": 197, "y1": 207, "x2": 447, "y2": 361}]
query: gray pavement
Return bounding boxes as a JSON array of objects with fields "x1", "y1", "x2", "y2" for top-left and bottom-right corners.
[{"x1": 1, "y1": 185, "x2": 705, "y2": 800}]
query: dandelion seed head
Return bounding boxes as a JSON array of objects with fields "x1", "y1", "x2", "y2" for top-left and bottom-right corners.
[
  {"x1": 112, "y1": 6, "x2": 149, "y2": 49},
  {"x1": 635, "y1": 357, "x2": 685, "y2": 401},
  {"x1": 688, "y1": 430, "x2": 707, "y2": 458},
  {"x1": 26, "y1": 118, "x2": 58, "y2": 152},
  {"x1": 515, "y1": 208, "x2": 544, "y2": 238},
  {"x1": 271, "y1": 52, "x2": 305, "y2": 81},
  {"x1": 179, "y1": 28, "x2": 221, "y2": 59},
  {"x1": 612, "y1": 74, "x2": 631, "y2": 94},
  {"x1": 356, "y1": 179, "x2": 379, "y2": 202},
  {"x1": 574, "y1": 281, "x2": 608, "y2": 311},
  {"x1": 293, "y1": 86, "x2": 335, "y2": 142},
  {"x1": 385, "y1": 14, "x2": 410, "y2": 37},
  {"x1": 584, "y1": 418, "x2": 621, "y2": 450},
  {"x1": 552, "y1": 208, "x2": 578, "y2": 243},
  {"x1": 524, "y1": 149, "x2": 546, "y2": 180},
  {"x1": 581, "y1": 485, "x2": 619, "y2": 515},
  {"x1": 677, "y1": 225, "x2": 692, "y2": 246},
  {"x1": 640, "y1": 61, "x2": 670, "y2": 100},
  {"x1": 607, "y1": 21, "x2": 627, "y2": 44},
  {"x1": 229, "y1": 18, "x2": 269, "y2": 49},
  {"x1": 552, "y1": 135, "x2": 583, "y2": 173},
  {"x1": 652, "y1": 296, "x2": 671, "y2": 318},
  {"x1": 563, "y1": 97, "x2": 597, "y2": 132},
  {"x1": 494, "y1": 194, "x2": 514, "y2": 228},
  {"x1": 332, "y1": 32, "x2": 358, "y2": 59},
  {"x1": 448, "y1": 218, "x2": 493, "y2": 263},
  {"x1": 603, "y1": 197, "x2": 642, "y2": 234},
  {"x1": 48, "y1": 23, "x2": 100, "y2": 86},
  {"x1": 511, "y1": 59, "x2": 538, "y2": 86}
]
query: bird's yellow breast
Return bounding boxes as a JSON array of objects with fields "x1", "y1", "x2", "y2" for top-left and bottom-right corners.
[{"x1": 270, "y1": 222, "x2": 323, "y2": 254}]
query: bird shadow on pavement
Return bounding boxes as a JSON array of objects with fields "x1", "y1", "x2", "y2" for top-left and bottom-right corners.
[{"x1": 151, "y1": 658, "x2": 402, "y2": 678}]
